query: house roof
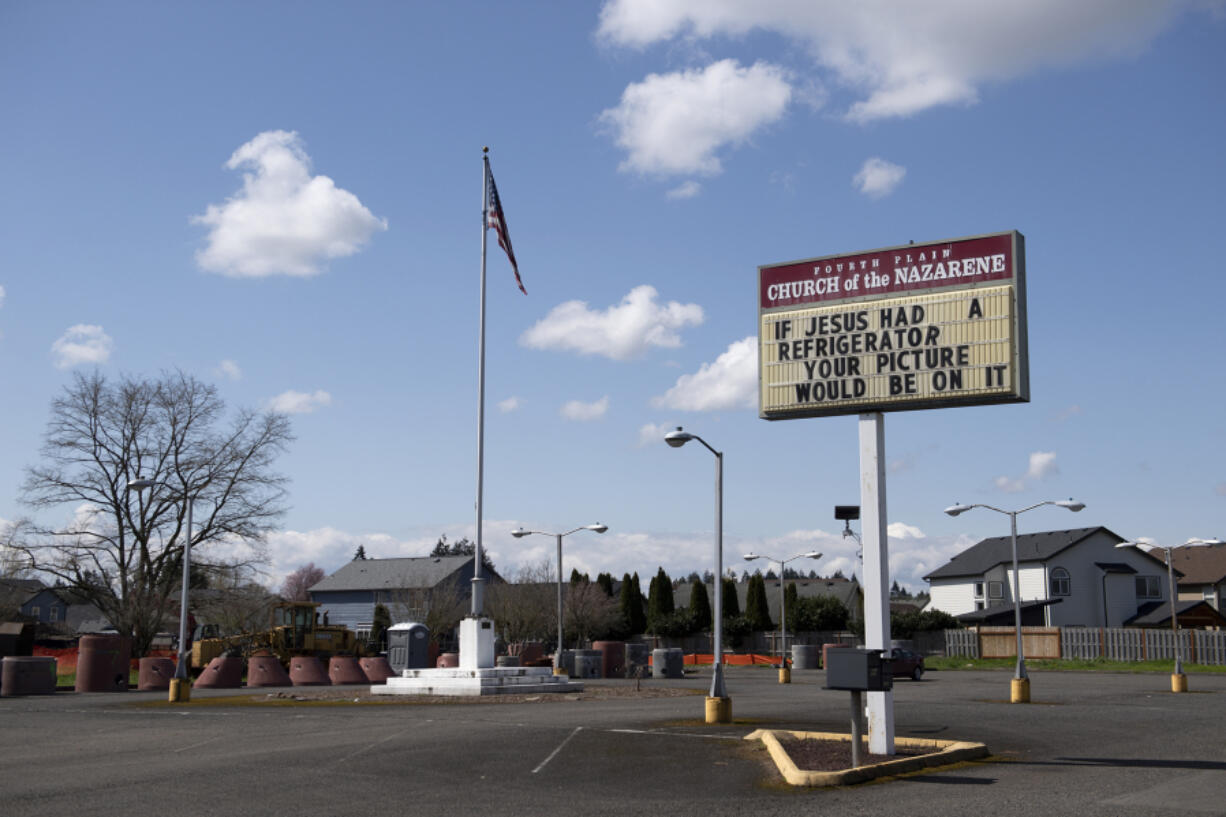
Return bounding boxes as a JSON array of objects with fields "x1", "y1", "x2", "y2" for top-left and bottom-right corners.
[
  {"x1": 955, "y1": 598, "x2": 1061, "y2": 624},
  {"x1": 924, "y1": 527, "x2": 1125, "y2": 580},
  {"x1": 1124, "y1": 599, "x2": 1226, "y2": 627},
  {"x1": 1168, "y1": 542, "x2": 1226, "y2": 586},
  {"x1": 309, "y1": 555, "x2": 490, "y2": 593}
]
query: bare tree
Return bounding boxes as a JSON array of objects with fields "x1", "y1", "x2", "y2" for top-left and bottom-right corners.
[
  {"x1": 486, "y1": 561, "x2": 555, "y2": 646},
  {"x1": 14, "y1": 370, "x2": 291, "y2": 655},
  {"x1": 280, "y1": 563, "x2": 325, "y2": 601},
  {"x1": 196, "y1": 565, "x2": 277, "y2": 635},
  {"x1": 564, "y1": 581, "x2": 621, "y2": 648}
]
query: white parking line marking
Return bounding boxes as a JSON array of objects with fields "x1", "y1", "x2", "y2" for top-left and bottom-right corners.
[{"x1": 532, "y1": 727, "x2": 582, "y2": 774}]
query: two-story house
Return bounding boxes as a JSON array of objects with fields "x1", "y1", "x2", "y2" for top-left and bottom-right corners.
[{"x1": 924, "y1": 526, "x2": 1175, "y2": 627}]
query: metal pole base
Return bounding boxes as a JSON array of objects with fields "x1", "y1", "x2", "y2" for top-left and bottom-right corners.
[
  {"x1": 168, "y1": 678, "x2": 191, "y2": 703},
  {"x1": 1171, "y1": 673, "x2": 1188, "y2": 693},
  {"x1": 705, "y1": 696, "x2": 732, "y2": 723},
  {"x1": 778, "y1": 667, "x2": 791, "y2": 684},
  {"x1": 1010, "y1": 677, "x2": 1030, "y2": 703}
]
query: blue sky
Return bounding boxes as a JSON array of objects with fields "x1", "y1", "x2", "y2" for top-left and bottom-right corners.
[{"x1": 2, "y1": 1, "x2": 1223, "y2": 593}]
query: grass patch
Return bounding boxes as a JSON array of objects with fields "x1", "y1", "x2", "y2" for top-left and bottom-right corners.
[
  {"x1": 924, "y1": 656, "x2": 1226, "y2": 674},
  {"x1": 56, "y1": 669, "x2": 142, "y2": 687}
]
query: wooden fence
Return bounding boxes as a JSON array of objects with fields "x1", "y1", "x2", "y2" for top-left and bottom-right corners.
[{"x1": 945, "y1": 626, "x2": 1226, "y2": 665}]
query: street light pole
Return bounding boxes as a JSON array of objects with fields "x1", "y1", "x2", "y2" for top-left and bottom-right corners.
[
  {"x1": 127, "y1": 477, "x2": 194, "y2": 701},
  {"x1": 510, "y1": 523, "x2": 607, "y2": 674},
  {"x1": 945, "y1": 498, "x2": 1084, "y2": 703},
  {"x1": 743, "y1": 550, "x2": 822, "y2": 681},
  {"x1": 665, "y1": 427, "x2": 730, "y2": 722},
  {"x1": 1115, "y1": 537, "x2": 1223, "y2": 692}
]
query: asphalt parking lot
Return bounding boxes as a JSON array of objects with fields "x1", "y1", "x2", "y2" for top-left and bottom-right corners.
[{"x1": 3, "y1": 666, "x2": 1225, "y2": 816}]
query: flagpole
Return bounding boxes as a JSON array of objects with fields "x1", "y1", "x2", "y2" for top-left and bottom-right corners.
[{"x1": 473, "y1": 147, "x2": 489, "y2": 617}]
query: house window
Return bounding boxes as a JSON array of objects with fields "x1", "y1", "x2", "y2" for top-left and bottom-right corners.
[
  {"x1": 1050, "y1": 568, "x2": 1071, "y2": 596},
  {"x1": 973, "y1": 582, "x2": 984, "y2": 598},
  {"x1": 49, "y1": 606, "x2": 60, "y2": 622},
  {"x1": 1136, "y1": 576, "x2": 1161, "y2": 599},
  {"x1": 988, "y1": 581, "x2": 1004, "y2": 599},
  {"x1": 975, "y1": 601, "x2": 985, "y2": 610},
  {"x1": 30, "y1": 606, "x2": 40, "y2": 619}
]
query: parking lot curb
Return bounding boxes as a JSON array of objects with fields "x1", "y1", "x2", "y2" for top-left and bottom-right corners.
[{"x1": 744, "y1": 729, "x2": 989, "y2": 787}]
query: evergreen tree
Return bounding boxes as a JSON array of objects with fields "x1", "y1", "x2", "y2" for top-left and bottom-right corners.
[
  {"x1": 354, "y1": 544, "x2": 367, "y2": 560},
  {"x1": 745, "y1": 573, "x2": 773, "y2": 631},
  {"x1": 784, "y1": 582, "x2": 799, "y2": 630},
  {"x1": 721, "y1": 577, "x2": 740, "y2": 618},
  {"x1": 646, "y1": 566, "x2": 675, "y2": 633},
  {"x1": 620, "y1": 572, "x2": 647, "y2": 635},
  {"x1": 596, "y1": 572, "x2": 614, "y2": 596},
  {"x1": 371, "y1": 603, "x2": 391, "y2": 650},
  {"x1": 689, "y1": 578, "x2": 712, "y2": 631},
  {"x1": 569, "y1": 568, "x2": 590, "y2": 585}
]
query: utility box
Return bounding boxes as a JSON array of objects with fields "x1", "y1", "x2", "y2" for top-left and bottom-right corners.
[
  {"x1": 387, "y1": 623, "x2": 430, "y2": 674},
  {"x1": 824, "y1": 647, "x2": 892, "y2": 692}
]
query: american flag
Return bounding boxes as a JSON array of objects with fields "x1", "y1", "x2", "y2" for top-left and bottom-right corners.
[{"x1": 486, "y1": 164, "x2": 526, "y2": 295}]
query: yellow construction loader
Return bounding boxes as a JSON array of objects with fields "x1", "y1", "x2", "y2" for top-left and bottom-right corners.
[{"x1": 191, "y1": 601, "x2": 365, "y2": 669}]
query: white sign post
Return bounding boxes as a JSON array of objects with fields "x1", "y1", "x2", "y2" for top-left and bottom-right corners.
[{"x1": 859, "y1": 412, "x2": 894, "y2": 753}]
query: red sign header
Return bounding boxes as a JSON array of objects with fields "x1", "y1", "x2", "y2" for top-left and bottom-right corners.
[{"x1": 759, "y1": 232, "x2": 1018, "y2": 310}]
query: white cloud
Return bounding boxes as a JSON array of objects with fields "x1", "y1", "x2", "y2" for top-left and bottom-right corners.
[
  {"x1": 994, "y1": 450, "x2": 1058, "y2": 493},
  {"x1": 0, "y1": 284, "x2": 6, "y2": 308},
  {"x1": 887, "y1": 522, "x2": 926, "y2": 540},
  {"x1": 51, "y1": 324, "x2": 113, "y2": 369},
  {"x1": 853, "y1": 157, "x2": 906, "y2": 198},
  {"x1": 193, "y1": 130, "x2": 387, "y2": 278},
  {"x1": 498, "y1": 396, "x2": 522, "y2": 413},
  {"x1": 636, "y1": 422, "x2": 675, "y2": 447},
  {"x1": 597, "y1": 1, "x2": 1209, "y2": 122},
  {"x1": 214, "y1": 359, "x2": 242, "y2": 381},
  {"x1": 560, "y1": 396, "x2": 610, "y2": 421},
  {"x1": 267, "y1": 389, "x2": 332, "y2": 414},
  {"x1": 666, "y1": 181, "x2": 702, "y2": 199},
  {"x1": 653, "y1": 336, "x2": 757, "y2": 411},
  {"x1": 599, "y1": 59, "x2": 792, "y2": 177},
  {"x1": 520, "y1": 285, "x2": 703, "y2": 360},
  {"x1": 1027, "y1": 451, "x2": 1059, "y2": 481}
]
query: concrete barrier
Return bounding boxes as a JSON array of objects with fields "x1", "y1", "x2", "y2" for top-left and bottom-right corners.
[
  {"x1": 791, "y1": 644, "x2": 819, "y2": 670},
  {"x1": 2, "y1": 656, "x2": 57, "y2": 696},
  {"x1": 137, "y1": 657, "x2": 177, "y2": 690},
  {"x1": 194, "y1": 656, "x2": 243, "y2": 688},
  {"x1": 246, "y1": 655, "x2": 292, "y2": 687},
  {"x1": 328, "y1": 656, "x2": 366, "y2": 684},
  {"x1": 288, "y1": 656, "x2": 330, "y2": 686},
  {"x1": 359, "y1": 656, "x2": 394, "y2": 683},
  {"x1": 76, "y1": 635, "x2": 130, "y2": 692}
]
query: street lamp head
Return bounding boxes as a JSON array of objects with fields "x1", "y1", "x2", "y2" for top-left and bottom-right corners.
[
  {"x1": 944, "y1": 503, "x2": 972, "y2": 517},
  {"x1": 586, "y1": 523, "x2": 608, "y2": 534},
  {"x1": 510, "y1": 527, "x2": 530, "y2": 539},
  {"x1": 804, "y1": 551, "x2": 823, "y2": 560},
  {"x1": 127, "y1": 478, "x2": 157, "y2": 491},
  {"x1": 664, "y1": 426, "x2": 693, "y2": 448},
  {"x1": 1055, "y1": 498, "x2": 1085, "y2": 512},
  {"x1": 743, "y1": 553, "x2": 759, "y2": 561}
]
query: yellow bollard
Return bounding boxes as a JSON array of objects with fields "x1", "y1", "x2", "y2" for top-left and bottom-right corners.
[
  {"x1": 1171, "y1": 673, "x2": 1188, "y2": 693},
  {"x1": 705, "y1": 696, "x2": 732, "y2": 724},
  {"x1": 1010, "y1": 677, "x2": 1030, "y2": 703},
  {"x1": 778, "y1": 667, "x2": 791, "y2": 684},
  {"x1": 167, "y1": 678, "x2": 191, "y2": 703}
]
